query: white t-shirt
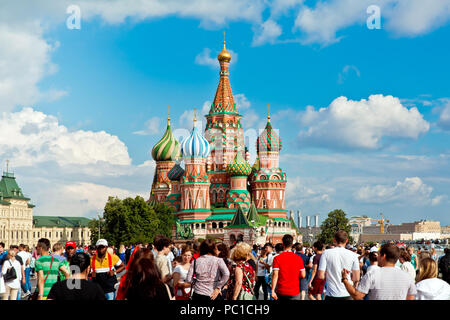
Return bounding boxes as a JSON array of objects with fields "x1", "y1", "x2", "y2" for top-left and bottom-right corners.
[
  {"x1": 17, "y1": 251, "x2": 31, "y2": 268},
  {"x1": 173, "y1": 265, "x2": 191, "y2": 296},
  {"x1": 416, "y1": 278, "x2": 450, "y2": 300},
  {"x1": 256, "y1": 257, "x2": 266, "y2": 277},
  {"x1": 1, "y1": 259, "x2": 22, "y2": 289},
  {"x1": 358, "y1": 266, "x2": 417, "y2": 300},
  {"x1": 400, "y1": 261, "x2": 416, "y2": 281},
  {"x1": 318, "y1": 247, "x2": 360, "y2": 297},
  {"x1": 266, "y1": 253, "x2": 275, "y2": 275}
]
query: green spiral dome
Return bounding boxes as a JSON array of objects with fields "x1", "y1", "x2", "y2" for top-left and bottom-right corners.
[{"x1": 151, "y1": 123, "x2": 181, "y2": 161}]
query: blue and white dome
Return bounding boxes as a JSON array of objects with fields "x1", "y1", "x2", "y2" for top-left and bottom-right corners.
[{"x1": 181, "y1": 126, "x2": 211, "y2": 158}]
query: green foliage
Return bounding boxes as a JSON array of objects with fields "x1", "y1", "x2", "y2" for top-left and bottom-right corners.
[
  {"x1": 89, "y1": 196, "x2": 175, "y2": 248},
  {"x1": 317, "y1": 209, "x2": 353, "y2": 245}
]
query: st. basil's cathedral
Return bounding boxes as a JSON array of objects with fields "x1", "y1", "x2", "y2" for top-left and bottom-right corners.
[{"x1": 149, "y1": 39, "x2": 301, "y2": 245}]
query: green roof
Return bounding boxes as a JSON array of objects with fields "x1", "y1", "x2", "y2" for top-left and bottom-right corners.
[
  {"x1": 225, "y1": 205, "x2": 252, "y2": 229},
  {"x1": 179, "y1": 219, "x2": 206, "y2": 224},
  {"x1": 0, "y1": 172, "x2": 31, "y2": 201},
  {"x1": 273, "y1": 218, "x2": 290, "y2": 221},
  {"x1": 205, "y1": 214, "x2": 235, "y2": 221},
  {"x1": 246, "y1": 202, "x2": 262, "y2": 227},
  {"x1": 33, "y1": 216, "x2": 91, "y2": 228}
]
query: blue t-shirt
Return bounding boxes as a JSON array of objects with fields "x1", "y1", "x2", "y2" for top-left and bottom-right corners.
[
  {"x1": 0, "y1": 251, "x2": 7, "y2": 266},
  {"x1": 295, "y1": 252, "x2": 310, "y2": 269}
]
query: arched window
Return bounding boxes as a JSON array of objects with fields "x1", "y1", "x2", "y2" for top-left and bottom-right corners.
[
  {"x1": 212, "y1": 222, "x2": 217, "y2": 229},
  {"x1": 201, "y1": 224, "x2": 206, "y2": 229},
  {"x1": 262, "y1": 199, "x2": 267, "y2": 209},
  {"x1": 230, "y1": 234, "x2": 236, "y2": 243},
  {"x1": 237, "y1": 234, "x2": 244, "y2": 242},
  {"x1": 219, "y1": 222, "x2": 224, "y2": 229},
  {"x1": 195, "y1": 224, "x2": 200, "y2": 229}
]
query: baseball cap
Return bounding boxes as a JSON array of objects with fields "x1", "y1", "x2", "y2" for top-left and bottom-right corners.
[
  {"x1": 65, "y1": 241, "x2": 76, "y2": 249},
  {"x1": 370, "y1": 246, "x2": 379, "y2": 253},
  {"x1": 96, "y1": 239, "x2": 108, "y2": 247}
]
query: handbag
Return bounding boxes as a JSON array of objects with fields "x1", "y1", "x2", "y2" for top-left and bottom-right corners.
[
  {"x1": 29, "y1": 256, "x2": 53, "y2": 300},
  {"x1": 189, "y1": 258, "x2": 197, "y2": 300},
  {"x1": 238, "y1": 263, "x2": 256, "y2": 301},
  {"x1": 175, "y1": 284, "x2": 191, "y2": 300},
  {"x1": 165, "y1": 283, "x2": 175, "y2": 300},
  {"x1": 3, "y1": 260, "x2": 17, "y2": 282}
]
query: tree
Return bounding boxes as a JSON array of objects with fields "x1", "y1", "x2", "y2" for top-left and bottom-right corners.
[
  {"x1": 89, "y1": 196, "x2": 175, "y2": 248},
  {"x1": 317, "y1": 209, "x2": 352, "y2": 245}
]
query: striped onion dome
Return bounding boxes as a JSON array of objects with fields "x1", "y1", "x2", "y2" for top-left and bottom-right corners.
[
  {"x1": 167, "y1": 164, "x2": 184, "y2": 181},
  {"x1": 257, "y1": 120, "x2": 282, "y2": 153},
  {"x1": 151, "y1": 122, "x2": 181, "y2": 161},
  {"x1": 226, "y1": 151, "x2": 252, "y2": 177},
  {"x1": 181, "y1": 126, "x2": 211, "y2": 158}
]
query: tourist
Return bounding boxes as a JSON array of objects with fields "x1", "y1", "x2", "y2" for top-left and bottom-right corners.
[
  {"x1": 35, "y1": 238, "x2": 70, "y2": 300},
  {"x1": 185, "y1": 239, "x2": 230, "y2": 301},
  {"x1": 18, "y1": 244, "x2": 32, "y2": 298},
  {"x1": 64, "y1": 241, "x2": 77, "y2": 263},
  {"x1": 415, "y1": 257, "x2": 450, "y2": 300},
  {"x1": 216, "y1": 242, "x2": 233, "y2": 300},
  {"x1": 47, "y1": 252, "x2": 105, "y2": 300},
  {"x1": 1, "y1": 249, "x2": 22, "y2": 300},
  {"x1": 254, "y1": 246, "x2": 269, "y2": 300},
  {"x1": 308, "y1": 241, "x2": 325, "y2": 300},
  {"x1": 52, "y1": 243, "x2": 70, "y2": 281},
  {"x1": 317, "y1": 230, "x2": 360, "y2": 300},
  {"x1": 90, "y1": 239, "x2": 125, "y2": 300},
  {"x1": 294, "y1": 243, "x2": 312, "y2": 300},
  {"x1": 125, "y1": 257, "x2": 174, "y2": 300},
  {"x1": 119, "y1": 244, "x2": 126, "y2": 264},
  {"x1": 271, "y1": 234, "x2": 306, "y2": 301},
  {"x1": 431, "y1": 248, "x2": 438, "y2": 262},
  {"x1": 154, "y1": 235, "x2": 173, "y2": 283},
  {"x1": 87, "y1": 245, "x2": 96, "y2": 257},
  {"x1": 367, "y1": 251, "x2": 380, "y2": 273},
  {"x1": 172, "y1": 245, "x2": 192, "y2": 300},
  {"x1": 407, "y1": 246, "x2": 419, "y2": 272},
  {"x1": 0, "y1": 242, "x2": 6, "y2": 268},
  {"x1": 438, "y1": 248, "x2": 450, "y2": 284},
  {"x1": 263, "y1": 243, "x2": 275, "y2": 300},
  {"x1": 341, "y1": 243, "x2": 416, "y2": 300},
  {"x1": 399, "y1": 250, "x2": 416, "y2": 281},
  {"x1": 230, "y1": 242, "x2": 256, "y2": 300}
]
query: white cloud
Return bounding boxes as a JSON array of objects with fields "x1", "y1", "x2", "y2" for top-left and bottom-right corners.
[
  {"x1": 133, "y1": 116, "x2": 161, "y2": 135},
  {"x1": 293, "y1": 0, "x2": 450, "y2": 45},
  {"x1": 285, "y1": 176, "x2": 333, "y2": 209},
  {"x1": 252, "y1": 19, "x2": 283, "y2": 46},
  {"x1": 437, "y1": 99, "x2": 450, "y2": 130},
  {"x1": 0, "y1": 107, "x2": 131, "y2": 167},
  {"x1": 354, "y1": 177, "x2": 444, "y2": 206},
  {"x1": 195, "y1": 48, "x2": 238, "y2": 68},
  {"x1": 298, "y1": 94, "x2": 430, "y2": 150},
  {"x1": 0, "y1": 24, "x2": 62, "y2": 111},
  {"x1": 235, "y1": 93, "x2": 251, "y2": 110}
]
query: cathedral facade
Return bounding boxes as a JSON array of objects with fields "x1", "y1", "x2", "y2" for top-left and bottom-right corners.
[{"x1": 150, "y1": 40, "x2": 300, "y2": 245}]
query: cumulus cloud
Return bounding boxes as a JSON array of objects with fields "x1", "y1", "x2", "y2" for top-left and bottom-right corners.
[
  {"x1": 437, "y1": 99, "x2": 450, "y2": 130},
  {"x1": 294, "y1": 0, "x2": 450, "y2": 45},
  {"x1": 285, "y1": 176, "x2": 334, "y2": 209},
  {"x1": 0, "y1": 108, "x2": 131, "y2": 167},
  {"x1": 354, "y1": 177, "x2": 445, "y2": 206},
  {"x1": 298, "y1": 94, "x2": 430, "y2": 150},
  {"x1": 252, "y1": 19, "x2": 283, "y2": 46},
  {"x1": 235, "y1": 93, "x2": 251, "y2": 110}
]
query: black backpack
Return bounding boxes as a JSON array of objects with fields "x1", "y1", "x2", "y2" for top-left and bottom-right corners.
[{"x1": 3, "y1": 260, "x2": 17, "y2": 282}]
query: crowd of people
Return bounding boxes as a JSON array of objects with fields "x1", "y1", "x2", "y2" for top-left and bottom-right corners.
[{"x1": 0, "y1": 230, "x2": 449, "y2": 301}]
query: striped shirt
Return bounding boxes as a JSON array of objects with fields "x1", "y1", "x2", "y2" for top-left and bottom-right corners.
[
  {"x1": 35, "y1": 255, "x2": 61, "y2": 298},
  {"x1": 186, "y1": 255, "x2": 230, "y2": 297},
  {"x1": 358, "y1": 266, "x2": 417, "y2": 300}
]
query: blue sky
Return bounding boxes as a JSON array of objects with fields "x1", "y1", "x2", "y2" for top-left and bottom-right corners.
[{"x1": 1, "y1": 0, "x2": 450, "y2": 226}]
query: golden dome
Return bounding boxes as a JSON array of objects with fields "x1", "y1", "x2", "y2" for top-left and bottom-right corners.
[{"x1": 218, "y1": 40, "x2": 231, "y2": 63}]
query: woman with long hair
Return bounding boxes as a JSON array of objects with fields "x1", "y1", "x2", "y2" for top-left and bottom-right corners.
[
  {"x1": 186, "y1": 239, "x2": 229, "y2": 301},
  {"x1": 125, "y1": 257, "x2": 173, "y2": 300},
  {"x1": 172, "y1": 245, "x2": 192, "y2": 300},
  {"x1": 216, "y1": 243, "x2": 233, "y2": 300},
  {"x1": 415, "y1": 257, "x2": 450, "y2": 300}
]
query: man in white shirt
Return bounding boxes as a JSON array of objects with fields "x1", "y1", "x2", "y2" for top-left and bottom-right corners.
[
  {"x1": 317, "y1": 230, "x2": 360, "y2": 300},
  {"x1": 17, "y1": 244, "x2": 31, "y2": 298},
  {"x1": 342, "y1": 243, "x2": 416, "y2": 300}
]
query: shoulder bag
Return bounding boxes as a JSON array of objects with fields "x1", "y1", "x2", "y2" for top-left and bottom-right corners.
[
  {"x1": 29, "y1": 256, "x2": 53, "y2": 300},
  {"x1": 238, "y1": 263, "x2": 256, "y2": 301},
  {"x1": 3, "y1": 260, "x2": 17, "y2": 282}
]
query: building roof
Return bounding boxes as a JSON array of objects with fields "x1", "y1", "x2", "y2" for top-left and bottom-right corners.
[
  {"x1": 226, "y1": 151, "x2": 252, "y2": 177},
  {"x1": 151, "y1": 120, "x2": 181, "y2": 161},
  {"x1": 205, "y1": 214, "x2": 235, "y2": 221},
  {"x1": 0, "y1": 171, "x2": 31, "y2": 202},
  {"x1": 226, "y1": 205, "x2": 252, "y2": 229},
  {"x1": 168, "y1": 163, "x2": 185, "y2": 181},
  {"x1": 246, "y1": 202, "x2": 261, "y2": 227},
  {"x1": 33, "y1": 216, "x2": 91, "y2": 228},
  {"x1": 257, "y1": 119, "x2": 282, "y2": 153},
  {"x1": 181, "y1": 126, "x2": 211, "y2": 158}
]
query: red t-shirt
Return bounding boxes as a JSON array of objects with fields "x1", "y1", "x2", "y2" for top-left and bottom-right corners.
[{"x1": 272, "y1": 251, "x2": 305, "y2": 296}]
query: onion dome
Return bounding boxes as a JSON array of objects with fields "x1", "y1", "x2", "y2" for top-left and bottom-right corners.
[
  {"x1": 181, "y1": 125, "x2": 211, "y2": 158},
  {"x1": 217, "y1": 40, "x2": 231, "y2": 63},
  {"x1": 151, "y1": 115, "x2": 181, "y2": 161},
  {"x1": 167, "y1": 163, "x2": 184, "y2": 181},
  {"x1": 257, "y1": 115, "x2": 282, "y2": 153},
  {"x1": 226, "y1": 151, "x2": 252, "y2": 177}
]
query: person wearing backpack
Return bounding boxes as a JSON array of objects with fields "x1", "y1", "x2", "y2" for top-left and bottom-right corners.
[
  {"x1": 90, "y1": 239, "x2": 125, "y2": 300},
  {"x1": 1, "y1": 249, "x2": 23, "y2": 300}
]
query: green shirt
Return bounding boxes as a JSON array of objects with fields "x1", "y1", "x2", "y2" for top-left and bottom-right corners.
[{"x1": 35, "y1": 255, "x2": 61, "y2": 298}]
